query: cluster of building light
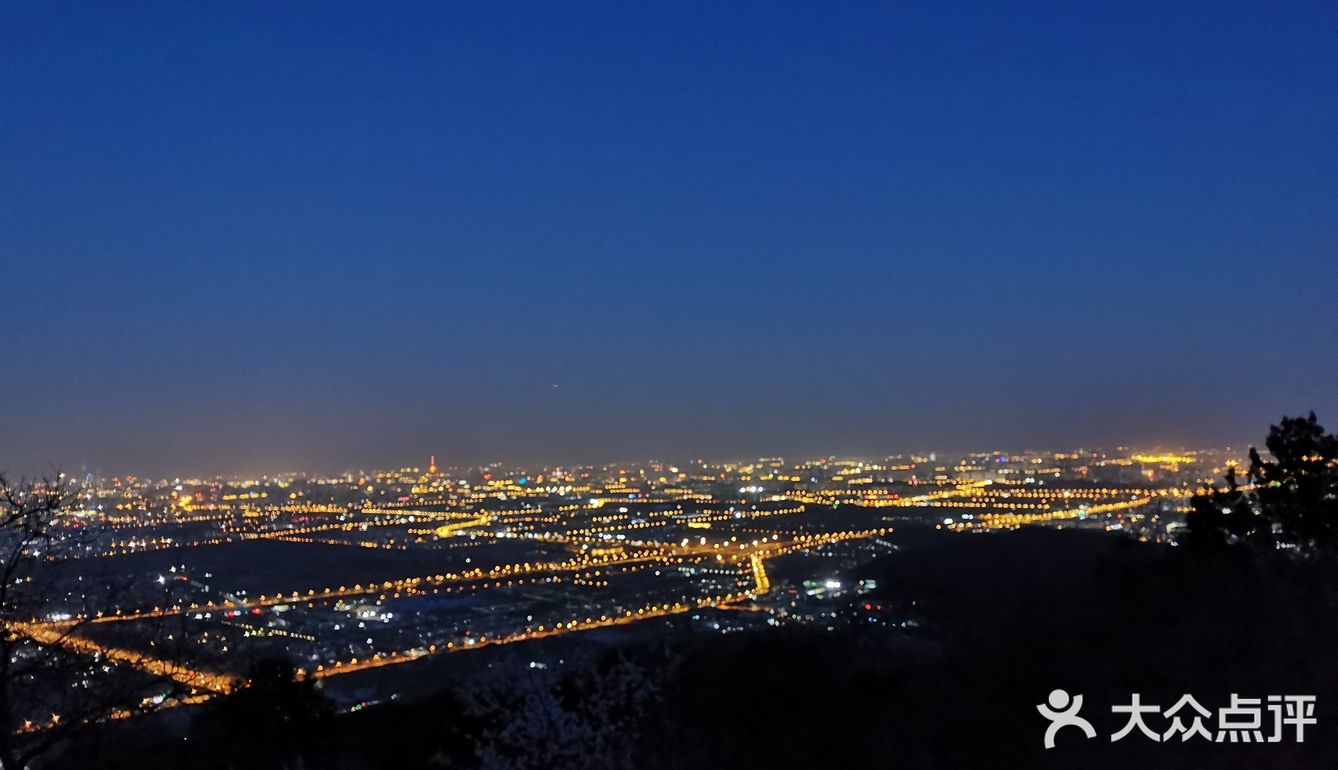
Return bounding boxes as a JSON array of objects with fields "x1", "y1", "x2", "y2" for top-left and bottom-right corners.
[{"x1": 9, "y1": 447, "x2": 1235, "y2": 733}]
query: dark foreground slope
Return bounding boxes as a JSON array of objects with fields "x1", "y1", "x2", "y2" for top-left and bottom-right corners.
[
  {"x1": 55, "y1": 529, "x2": 1338, "y2": 770},
  {"x1": 645, "y1": 529, "x2": 1338, "y2": 769}
]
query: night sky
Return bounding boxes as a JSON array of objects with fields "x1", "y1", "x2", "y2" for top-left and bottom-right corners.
[{"x1": 3, "y1": 2, "x2": 1335, "y2": 477}]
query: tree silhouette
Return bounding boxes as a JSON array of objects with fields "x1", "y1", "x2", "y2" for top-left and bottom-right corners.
[
  {"x1": 0, "y1": 474, "x2": 206, "y2": 768},
  {"x1": 464, "y1": 647, "x2": 669, "y2": 770},
  {"x1": 191, "y1": 658, "x2": 334, "y2": 770},
  {"x1": 1184, "y1": 412, "x2": 1338, "y2": 551}
]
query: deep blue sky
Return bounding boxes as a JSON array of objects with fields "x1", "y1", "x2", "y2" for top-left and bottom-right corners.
[{"x1": 2, "y1": 1, "x2": 1335, "y2": 476}]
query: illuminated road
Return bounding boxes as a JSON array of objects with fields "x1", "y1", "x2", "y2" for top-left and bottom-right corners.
[
  {"x1": 5, "y1": 620, "x2": 238, "y2": 693},
  {"x1": 20, "y1": 450, "x2": 1220, "y2": 738},
  {"x1": 14, "y1": 523, "x2": 893, "y2": 702}
]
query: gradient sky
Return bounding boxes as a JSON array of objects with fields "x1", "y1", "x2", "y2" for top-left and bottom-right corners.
[{"x1": 2, "y1": 1, "x2": 1336, "y2": 477}]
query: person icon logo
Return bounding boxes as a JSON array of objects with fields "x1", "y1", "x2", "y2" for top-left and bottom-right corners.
[{"x1": 1037, "y1": 689, "x2": 1097, "y2": 749}]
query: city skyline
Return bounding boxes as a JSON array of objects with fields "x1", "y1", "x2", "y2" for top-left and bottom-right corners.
[
  {"x1": 18, "y1": 443, "x2": 1259, "y2": 485},
  {"x1": 2, "y1": 4, "x2": 1335, "y2": 767}
]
